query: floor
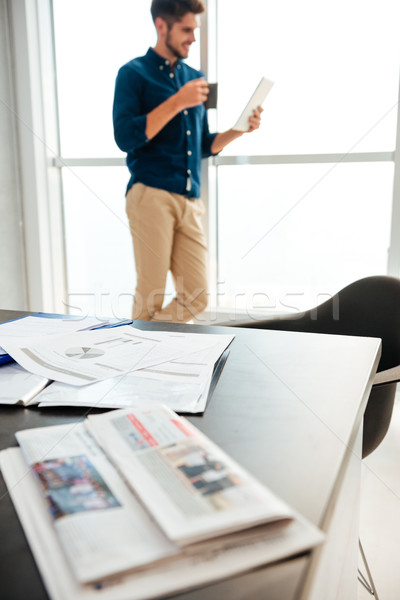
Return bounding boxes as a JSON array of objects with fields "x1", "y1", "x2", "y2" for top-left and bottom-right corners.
[{"x1": 358, "y1": 395, "x2": 400, "y2": 599}]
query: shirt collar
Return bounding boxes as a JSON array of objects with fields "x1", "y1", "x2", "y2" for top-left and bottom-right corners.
[{"x1": 146, "y1": 47, "x2": 182, "y2": 70}]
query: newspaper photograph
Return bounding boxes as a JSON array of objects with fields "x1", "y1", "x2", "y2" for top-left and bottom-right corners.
[{"x1": 15, "y1": 423, "x2": 178, "y2": 583}]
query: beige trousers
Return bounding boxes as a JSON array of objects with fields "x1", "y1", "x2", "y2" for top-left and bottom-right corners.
[{"x1": 126, "y1": 183, "x2": 208, "y2": 323}]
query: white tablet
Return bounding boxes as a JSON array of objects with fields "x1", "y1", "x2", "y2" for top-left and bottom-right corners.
[{"x1": 233, "y1": 77, "x2": 274, "y2": 131}]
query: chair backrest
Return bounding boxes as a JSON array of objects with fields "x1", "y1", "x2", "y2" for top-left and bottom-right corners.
[
  {"x1": 233, "y1": 275, "x2": 400, "y2": 458},
  {"x1": 239, "y1": 275, "x2": 400, "y2": 373}
]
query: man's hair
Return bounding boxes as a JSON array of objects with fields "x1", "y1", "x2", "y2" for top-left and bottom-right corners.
[{"x1": 151, "y1": 0, "x2": 205, "y2": 26}]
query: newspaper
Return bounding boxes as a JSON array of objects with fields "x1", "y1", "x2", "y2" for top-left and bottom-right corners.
[
  {"x1": 0, "y1": 447, "x2": 324, "y2": 600},
  {"x1": 85, "y1": 405, "x2": 296, "y2": 545},
  {"x1": 1, "y1": 405, "x2": 324, "y2": 598},
  {"x1": 14, "y1": 422, "x2": 178, "y2": 583}
]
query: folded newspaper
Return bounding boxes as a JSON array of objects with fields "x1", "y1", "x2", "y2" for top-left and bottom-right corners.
[{"x1": 0, "y1": 404, "x2": 324, "y2": 600}]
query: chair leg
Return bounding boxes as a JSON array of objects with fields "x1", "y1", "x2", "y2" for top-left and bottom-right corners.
[{"x1": 358, "y1": 539, "x2": 380, "y2": 598}]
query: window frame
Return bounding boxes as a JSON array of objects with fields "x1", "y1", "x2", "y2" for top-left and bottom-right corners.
[{"x1": 8, "y1": 0, "x2": 66, "y2": 312}]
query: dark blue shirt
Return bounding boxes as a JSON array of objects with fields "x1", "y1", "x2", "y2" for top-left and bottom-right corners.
[{"x1": 113, "y1": 48, "x2": 217, "y2": 198}]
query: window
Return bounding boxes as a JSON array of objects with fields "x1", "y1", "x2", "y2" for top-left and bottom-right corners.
[
  {"x1": 20, "y1": 0, "x2": 399, "y2": 318},
  {"x1": 216, "y1": 0, "x2": 400, "y2": 155},
  {"x1": 52, "y1": 0, "x2": 200, "y2": 317},
  {"x1": 213, "y1": 0, "x2": 400, "y2": 315},
  {"x1": 216, "y1": 162, "x2": 393, "y2": 314},
  {"x1": 54, "y1": 0, "x2": 154, "y2": 158}
]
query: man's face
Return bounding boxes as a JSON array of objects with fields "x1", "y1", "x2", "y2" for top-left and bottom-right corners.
[{"x1": 165, "y1": 12, "x2": 200, "y2": 60}]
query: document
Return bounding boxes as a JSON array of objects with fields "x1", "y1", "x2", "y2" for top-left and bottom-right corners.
[
  {"x1": 0, "y1": 363, "x2": 50, "y2": 405},
  {"x1": 0, "y1": 327, "x2": 233, "y2": 387},
  {"x1": 0, "y1": 324, "x2": 233, "y2": 411},
  {"x1": 233, "y1": 76, "x2": 274, "y2": 131},
  {"x1": 0, "y1": 315, "x2": 131, "y2": 363},
  {"x1": 35, "y1": 342, "x2": 231, "y2": 414},
  {"x1": 1, "y1": 404, "x2": 324, "y2": 599},
  {"x1": 0, "y1": 315, "x2": 111, "y2": 339},
  {"x1": 0, "y1": 326, "x2": 157, "y2": 385}
]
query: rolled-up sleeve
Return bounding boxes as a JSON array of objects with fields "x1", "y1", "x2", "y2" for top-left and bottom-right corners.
[{"x1": 113, "y1": 66, "x2": 149, "y2": 153}]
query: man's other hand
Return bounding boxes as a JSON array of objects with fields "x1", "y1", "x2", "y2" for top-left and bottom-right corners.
[{"x1": 247, "y1": 106, "x2": 263, "y2": 132}]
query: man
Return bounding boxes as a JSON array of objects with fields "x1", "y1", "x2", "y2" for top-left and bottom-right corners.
[{"x1": 113, "y1": 0, "x2": 262, "y2": 322}]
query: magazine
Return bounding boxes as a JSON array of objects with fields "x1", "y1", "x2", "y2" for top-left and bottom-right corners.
[{"x1": 0, "y1": 404, "x2": 324, "y2": 599}]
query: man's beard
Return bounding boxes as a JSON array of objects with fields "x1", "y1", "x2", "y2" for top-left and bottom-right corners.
[{"x1": 165, "y1": 32, "x2": 187, "y2": 59}]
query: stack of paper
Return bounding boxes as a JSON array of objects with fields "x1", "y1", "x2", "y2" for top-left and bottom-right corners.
[
  {"x1": 36, "y1": 345, "x2": 230, "y2": 414},
  {"x1": 0, "y1": 315, "x2": 115, "y2": 406},
  {"x1": 0, "y1": 317, "x2": 234, "y2": 413},
  {"x1": 0, "y1": 363, "x2": 50, "y2": 405},
  {"x1": 0, "y1": 404, "x2": 324, "y2": 600},
  {"x1": 0, "y1": 315, "x2": 133, "y2": 364}
]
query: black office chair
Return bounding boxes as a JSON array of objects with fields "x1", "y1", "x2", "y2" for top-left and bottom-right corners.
[{"x1": 228, "y1": 275, "x2": 400, "y2": 598}]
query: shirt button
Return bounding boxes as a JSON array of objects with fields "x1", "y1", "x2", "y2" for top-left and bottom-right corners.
[
  {"x1": 159, "y1": 65, "x2": 164, "y2": 70},
  {"x1": 187, "y1": 150, "x2": 192, "y2": 156},
  {"x1": 165, "y1": 60, "x2": 170, "y2": 65},
  {"x1": 177, "y1": 64, "x2": 181, "y2": 70},
  {"x1": 183, "y1": 110, "x2": 188, "y2": 116},
  {"x1": 186, "y1": 130, "x2": 191, "y2": 136},
  {"x1": 169, "y1": 73, "x2": 174, "y2": 78},
  {"x1": 187, "y1": 169, "x2": 191, "y2": 174}
]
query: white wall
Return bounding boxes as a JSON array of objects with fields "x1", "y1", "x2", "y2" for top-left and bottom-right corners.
[{"x1": 0, "y1": 0, "x2": 27, "y2": 309}]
